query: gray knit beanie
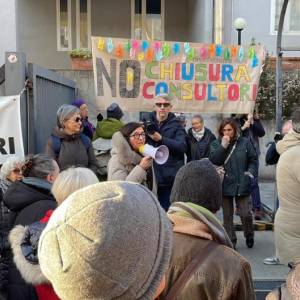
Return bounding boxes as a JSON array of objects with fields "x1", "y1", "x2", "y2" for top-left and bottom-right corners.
[
  {"x1": 38, "y1": 181, "x2": 172, "y2": 300},
  {"x1": 56, "y1": 104, "x2": 80, "y2": 128},
  {"x1": 170, "y1": 159, "x2": 222, "y2": 212}
]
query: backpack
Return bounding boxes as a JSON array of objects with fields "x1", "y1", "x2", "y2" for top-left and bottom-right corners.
[
  {"x1": 92, "y1": 138, "x2": 112, "y2": 177},
  {"x1": 51, "y1": 134, "x2": 90, "y2": 159}
]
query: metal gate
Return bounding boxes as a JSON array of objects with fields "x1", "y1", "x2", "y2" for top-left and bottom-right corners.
[{"x1": 4, "y1": 52, "x2": 76, "y2": 154}]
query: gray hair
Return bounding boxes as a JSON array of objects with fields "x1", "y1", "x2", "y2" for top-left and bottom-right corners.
[
  {"x1": 22, "y1": 154, "x2": 56, "y2": 179},
  {"x1": 52, "y1": 167, "x2": 98, "y2": 205},
  {"x1": 292, "y1": 108, "x2": 300, "y2": 133},
  {"x1": 192, "y1": 114, "x2": 204, "y2": 123},
  {"x1": 0, "y1": 156, "x2": 24, "y2": 180},
  {"x1": 154, "y1": 93, "x2": 172, "y2": 103},
  {"x1": 56, "y1": 104, "x2": 80, "y2": 128}
]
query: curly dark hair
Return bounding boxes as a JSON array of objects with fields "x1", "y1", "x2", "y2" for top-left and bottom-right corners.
[{"x1": 22, "y1": 154, "x2": 56, "y2": 178}]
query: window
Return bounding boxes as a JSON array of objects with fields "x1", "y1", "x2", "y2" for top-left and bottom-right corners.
[
  {"x1": 56, "y1": 0, "x2": 72, "y2": 50},
  {"x1": 131, "y1": 0, "x2": 164, "y2": 40},
  {"x1": 76, "y1": 0, "x2": 91, "y2": 49},
  {"x1": 271, "y1": 0, "x2": 300, "y2": 34}
]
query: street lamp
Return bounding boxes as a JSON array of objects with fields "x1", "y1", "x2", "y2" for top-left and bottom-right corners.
[{"x1": 234, "y1": 17, "x2": 247, "y2": 45}]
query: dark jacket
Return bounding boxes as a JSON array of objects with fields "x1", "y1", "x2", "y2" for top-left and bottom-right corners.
[
  {"x1": 239, "y1": 117, "x2": 265, "y2": 155},
  {"x1": 3, "y1": 178, "x2": 57, "y2": 300},
  {"x1": 45, "y1": 127, "x2": 99, "y2": 174},
  {"x1": 265, "y1": 141, "x2": 280, "y2": 165},
  {"x1": 210, "y1": 136, "x2": 258, "y2": 197},
  {"x1": 81, "y1": 118, "x2": 95, "y2": 140},
  {"x1": 0, "y1": 180, "x2": 11, "y2": 254},
  {"x1": 147, "y1": 112, "x2": 187, "y2": 186},
  {"x1": 161, "y1": 203, "x2": 255, "y2": 300},
  {"x1": 186, "y1": 127, "x2": 216, "y2": 162}
]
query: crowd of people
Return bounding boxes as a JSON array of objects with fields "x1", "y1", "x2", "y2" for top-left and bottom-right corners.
[{"x1": 0, "y1": 93, "x2": 299, "y2": 300}]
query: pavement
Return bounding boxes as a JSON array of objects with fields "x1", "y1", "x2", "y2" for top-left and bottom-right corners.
[{"x1": 216, "y1": 181, "x2": 289, "y2": 280}]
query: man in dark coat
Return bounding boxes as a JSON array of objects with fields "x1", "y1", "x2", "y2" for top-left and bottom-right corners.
[
  {"x1": 239, "y1": 113, "x2": 265, "y2": 220},
  {"x1": 186, "y1": 114, "x2": 216, "y2": 161},
  {"x1": 146, "y1": 94, "x2": 187, "y2": 211}
]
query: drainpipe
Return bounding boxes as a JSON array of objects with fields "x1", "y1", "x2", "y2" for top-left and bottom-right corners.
[{"x1": 276, "y1": 0, "x2": 289, "y2": 132}]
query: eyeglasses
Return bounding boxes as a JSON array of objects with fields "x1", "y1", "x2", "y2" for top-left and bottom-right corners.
[
  {"x1": 130, "y1": 132, "x2": 146, "y2": 140},
  {"x1": 155, "y1": 103, "x2": 170, "y2": 108},
  {"x1": 12, "y1": 168, "x2": 21, "y2": 174},
  {"x1": 74, "y1": 117, "x2": 82, "y2": 123}
]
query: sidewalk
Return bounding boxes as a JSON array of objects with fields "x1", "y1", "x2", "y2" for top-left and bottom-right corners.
[{"x1": 216, "y1": 181, "x2": 289, "y2": 280}]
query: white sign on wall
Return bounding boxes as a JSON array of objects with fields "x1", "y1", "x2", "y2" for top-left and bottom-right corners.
[{"x1": 0, "y1": 95, "x2": 24, "y2": 164}]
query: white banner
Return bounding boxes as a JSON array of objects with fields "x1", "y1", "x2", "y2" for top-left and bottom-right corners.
[
  {"x1": 0, "y1": 95, "x2": 24, "y2": 164},
  {"x1": 92, "y1": 36, "x2": 265, "y2": 114}
]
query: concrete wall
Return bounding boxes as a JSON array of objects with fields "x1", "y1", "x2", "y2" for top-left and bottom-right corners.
[
  {"x1": 16, "y1": 0, "x2": 69, "y2": 68},
  {"x1": 0, "y1": 0, "x2": 17, "y2": 65},
  {"x1": 226, "y1": 0, "x2": 300, "y2": 56},
  {"x1": 164, "y1": 0, "x2": 189, "y2": 42},
  {"x1": 13, "y1": 0, "x2": 216, "y2": 69},
  {"x1": 91, "y1": 0, "x2": 131, "y2": 38},
  {"x1": 187, "y1": 0, "x2": 213, "y2": 43}
]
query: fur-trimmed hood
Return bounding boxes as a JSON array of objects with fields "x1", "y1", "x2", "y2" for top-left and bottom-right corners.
[
  {"x1": 9, "y1": 225, "x2": 48, "y2": 285},
  {"x1": 111, "y1": 131, "x2": 143, "y2": 166}
]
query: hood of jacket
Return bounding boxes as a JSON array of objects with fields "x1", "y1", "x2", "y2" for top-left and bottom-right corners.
[
  {"x1": 276, "y1": 129, "x2": 300, "y2": 155},
  {"x1": 9, "y1": 224, "x2": 49, "y2": 285},
  {"x1": 3, "y1": 178, "x2": 54, "y2": 212},
  {"x1": 168, "y1": 202, "x2": 233, "y2": 248},
  {"x1": 52, "y1": 127, "x2": 82, "y2": 141},
  {"x1": 111, "y1": 131, "x2": 143, "y2": 166},
  {"x1": 95, "y1": 118, "x2": 124, "y2": 139}
]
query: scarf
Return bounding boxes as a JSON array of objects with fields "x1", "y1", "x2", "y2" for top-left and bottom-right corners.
[
  {"x1": 192, "y1": 128, "x2": 205, "y2": 141},
  {"x1": 168, "y1": 202, "x2": 233, "y2": 248}
]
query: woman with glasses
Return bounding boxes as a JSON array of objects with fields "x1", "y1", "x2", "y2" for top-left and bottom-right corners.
[
  {"x1": 72, "y1": 99, "x2": 95, "y2": 140},
  {"x1": 0, "y1": 156, "x2": 24, "y2": 296},
  {"x1": 108, "y1": 122, "x2": 156, "y2": 193},
  {"x1": 46, "y1": 104, "x2": 99, "y2": 174}
]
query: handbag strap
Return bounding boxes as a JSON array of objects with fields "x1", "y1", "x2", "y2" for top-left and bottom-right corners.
[
  {"x1": 224, "y1": 141, "x2": 237, "y2": 165},
  {"x1": 164, "y1": 242, "x2": 218, "y2": 300}
]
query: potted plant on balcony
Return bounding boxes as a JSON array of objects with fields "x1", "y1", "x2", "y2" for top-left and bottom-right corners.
[{"x1": 69, "y1": 48, "x2": 92, "y2": 70}]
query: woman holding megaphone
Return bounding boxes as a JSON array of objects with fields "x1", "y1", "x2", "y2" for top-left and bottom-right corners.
[{"x1": 108, "y1": 122, "x2": 157, "y2": 194}]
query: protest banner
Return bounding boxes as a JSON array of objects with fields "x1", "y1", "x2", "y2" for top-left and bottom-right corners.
[
  {"x1": 92, "y1": 37, "x2": 265, "y2": 114},
  {"x1": 0, "y1": 95, "x2": 24, "y2": 164}
]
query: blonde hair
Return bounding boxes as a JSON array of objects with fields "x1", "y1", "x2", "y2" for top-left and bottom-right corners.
[{"x1": 52, "y1": 167, "x2": 98, "y2": 205}]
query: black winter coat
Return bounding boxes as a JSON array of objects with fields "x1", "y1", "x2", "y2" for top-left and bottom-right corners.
[
  {"x1": 3, "y1": 179, "x2": 57, "y2": 300},
  {"x1": 186, "y1": 127, "x2": 216, "y2": 162},
  {"x1": 239, "y1": 117, "x2": 265, "y2": 155},
  {"x1": 147, "y1": 112, "x2": 187, "y2": 187},
  {"x1": 209, "y1": 137, "x2": 258, "y2": 197},
  {"x1": 265, "y1": 141, "x2": 280, "y2": 165}
]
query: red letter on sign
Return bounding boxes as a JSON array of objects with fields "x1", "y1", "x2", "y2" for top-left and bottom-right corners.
[
  {"x1": 143, "y1": 82, "x2": 155, "y2": 99},
  {"x1": 228, "y1": 84, "x2": 239, "y2": 101}
]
